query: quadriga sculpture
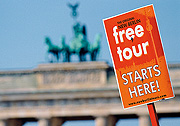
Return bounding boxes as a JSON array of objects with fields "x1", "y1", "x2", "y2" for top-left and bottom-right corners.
[{"x1": 45, "y1": 3, "x2": 101, "y2": 63}]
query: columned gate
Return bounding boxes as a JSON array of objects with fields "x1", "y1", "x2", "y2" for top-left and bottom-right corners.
[{"x1": 0, "y1": 62, "x2": 179, "y2": 126}]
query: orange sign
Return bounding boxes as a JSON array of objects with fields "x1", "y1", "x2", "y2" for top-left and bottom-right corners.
[{"x1": 103, "y1": 4, "x2": 174, "y2": 109}]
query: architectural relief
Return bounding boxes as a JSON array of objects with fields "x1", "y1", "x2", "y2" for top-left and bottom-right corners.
[{"x1": 42, "y1": 70, "x2": 102, "y2": 85}]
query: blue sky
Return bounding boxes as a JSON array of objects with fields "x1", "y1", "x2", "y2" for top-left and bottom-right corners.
[
  {"x1": 0, "y1": 0, "x2": 180, "y2": 70},
  {"x1": 0, "y1": 0, "x2": 180, "y2": 126}
]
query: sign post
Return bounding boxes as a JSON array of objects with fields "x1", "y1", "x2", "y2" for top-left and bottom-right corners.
[
  {"x1": 147, "y1": 103, "x2": 160, "y2": 126},
  {"x1": 103, "y1": 4, "x2": 174, "y2": 125}
]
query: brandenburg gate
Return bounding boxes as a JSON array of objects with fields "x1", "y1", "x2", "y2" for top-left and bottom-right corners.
[{"x1": 0, "y1": 62, "x2": 180, "y2": 126}]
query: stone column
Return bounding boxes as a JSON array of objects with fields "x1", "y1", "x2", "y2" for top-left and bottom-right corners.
[
  {"x1": 95, "y1": 116, "x2": 107, "y2": 126},
  {"x1": 0, "y1": 120, "x2": 6, "y2": 126},
  {"x1": 38, "y1": 118, "x2": 49, "y2": 126},
  {"x1": 7, "y1": 119, "x2": 24, "y2": 126},
  {"x1": 107, "y1": 115, "x2": 117, "y2": 126},
  {"x1": 95, "y1": 115, "x2": 117, "y2": 126},
  {"x1": 139, "y1": 115, "x2": 151, "y2": 126},
  {"x1": 51, "y1": 117, "x2": 64, "y2": 126}
]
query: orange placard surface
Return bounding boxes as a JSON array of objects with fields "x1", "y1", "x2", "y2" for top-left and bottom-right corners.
[{"x1": 103, "y1": 4, "x2": 174, "y2": 109}]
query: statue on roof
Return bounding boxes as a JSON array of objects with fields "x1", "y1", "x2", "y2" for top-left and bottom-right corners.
[{"x1": 45, "y1": 3, "x2": 101, "y2": 63}]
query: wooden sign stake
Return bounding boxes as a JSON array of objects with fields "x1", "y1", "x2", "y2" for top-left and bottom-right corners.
[{"x1": 147, "y1": 103, "x2": 160, "y2": 126}]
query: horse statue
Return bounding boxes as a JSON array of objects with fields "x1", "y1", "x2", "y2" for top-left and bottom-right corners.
[
  {"x1": 45, "y1": 28, "x2": 101, "y2": 63},
  {"x1": 45, "y1": 37, "x2": 62, "y2": 63},
  {"x1": 89, "y1": 34, "x2": 101, "y2": 61},
  {"x1": 60, "y1": 36, "x2": 71, "y2": 62}
]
